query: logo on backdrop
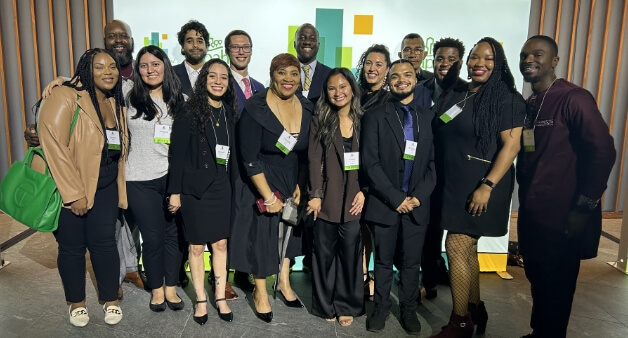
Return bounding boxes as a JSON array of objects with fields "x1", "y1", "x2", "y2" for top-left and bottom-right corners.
[{"x1": 143, "y1": 32, "x2": 229, "y2": 64}]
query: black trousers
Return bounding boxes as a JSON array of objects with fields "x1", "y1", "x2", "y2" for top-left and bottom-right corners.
[
  {"x1": 523, "y1": 239, "x2": 581, "y2": 338},
  {"x1": 421, "y1": 221, "x2": 447, "y2": 289},
  {"x1": 54, "y1": 163, "x2": 119, "y2": 303},
  {"x1": 126, "y1": 176, "x2": 182, "y2": 289},
  {"x1": 311, "y1": 219, "x2": 364, "y2": 318},
  {"x1": 371, "y1": 215, "x2": 427, "y2": 311}
]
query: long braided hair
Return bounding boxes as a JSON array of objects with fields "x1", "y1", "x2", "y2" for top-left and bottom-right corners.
[
  {"x1": 129, "y1": 45, "x2": 184, "y2": 121},
  {"x1": 182, "y1": 58, "x2": 237, "y2": 132},
  {"x1": 64, "y1": 48, "x2": 127, "y2": 159},
  {"x1": 466, "y1": 37, "x2": 517, "y2": 156},
  {"x1": 314, "y1": 67, "x2": 363, "y2": 149}
]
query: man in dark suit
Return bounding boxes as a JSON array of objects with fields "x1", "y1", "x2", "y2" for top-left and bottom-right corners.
[
  {"x1": 362, "y1": 59, "x2": 436, "y2": 335},
  {"x1": 224, "y1": 29, "x2": 264, "y2": 116},
  {"x1": 417, "y1": 38, "x2": 467, "y2": 300},
  {"x1": 399, "y1": 33, "x2": 434, "y2": 82},
  {"x1": 294, "y1": 23, "x2": 331, "y2": 105},
  {"x1": 173, "y1": 20, "x2": 209, "y2": 97},
  {"x1": 294, "y1": 23, "x2": 331, "y2": 272}
]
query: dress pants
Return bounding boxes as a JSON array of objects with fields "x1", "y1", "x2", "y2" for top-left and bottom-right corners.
[
  {"x1": 115, "y1": 210, "x2": 139, "y2": 284},
  {"x1": 371, "y1": 215, "x2": 427, "y2": 311},
  {"x1": 54, "y1": 162, "x2": 119, "y2": 303},
  {"x1": 311, "y1": 219, "x2": 364, "y2": 318},
  {"x1": 523, "y1": 235, "x2": 581, "y2": 338},
  {"x1": 126, "y1": 176, "x2": 182, "y2": 289}
]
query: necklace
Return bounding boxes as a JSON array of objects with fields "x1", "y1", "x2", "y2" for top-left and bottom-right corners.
[
  {"x1": 272, "y1": 91, "x2": 298, "y2": 133},
  {"x1": 525, "y1": 77, "x2": 557, "y2": 130},
  {"x1": 210, "y1": 105, "x2": 224, "y2": 127}
]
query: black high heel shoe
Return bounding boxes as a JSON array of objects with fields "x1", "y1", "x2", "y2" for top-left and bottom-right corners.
[
  {"x1": 468, "y1": 301, "x2": 488, "y2": 334},
  {"x1": 252, "y1": 288, "x2": 273, "y2": 323},
  {"x1": 165, "y1": 294, "x2": 184, "y2": 311},
  {"x1": 273, "y1": 285, "x2": 304, "y2": 308},
  {"x1": 215, "y1": 298, "x2": 233, "y2": 322},
  {"x1": 193, "y1": 299, "x2": 208, "y2": 325}
]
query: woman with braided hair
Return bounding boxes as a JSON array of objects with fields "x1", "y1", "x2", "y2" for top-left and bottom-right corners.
[
  {"x1": 38, "y1": 48, "x2": 129, "y2": 327},
  {"x1": 429, "y1": 37, "x2": 525, "y2": 337}
]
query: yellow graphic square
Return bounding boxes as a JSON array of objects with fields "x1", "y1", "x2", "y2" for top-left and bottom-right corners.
[
  {"x1": 162, "y1": 34, "x2": 168, "y2": 40},
  {"x1": 354, "y1": 15, "x2": 373, "y2": 35}
]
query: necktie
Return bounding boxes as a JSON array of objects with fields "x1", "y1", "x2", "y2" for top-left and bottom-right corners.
[
  {"x1": 435, "y1": 90, "x2": 448, "y2": 114},
  {"x1": 302, "y1": 65, "x2": 312, "y2": 91},
  {"x1": 242, "y1": 77, "x2": 253, "y2": 99},
  {"x1": 401, "y1": 105, "x2": 414, "y2": 193}
]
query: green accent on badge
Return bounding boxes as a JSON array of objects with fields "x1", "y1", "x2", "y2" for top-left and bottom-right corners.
[
  {"x1": 344, "y1": 165, "x2": 359, "y2": 171},
  {"x1": 216, "y1": 158, "x2": 227, "y2": 165},
  {"x1": 154, "y1": 137, "x2": 170, "y2": 144},
  {"x1": 403, "y1": 154, "x2": 415, "y2": 160},
  {"x1": 276, "y1": 141, "x2": 290, "y2": 155},
  {"x1": 523, "y1": 145, "x2": 535, "y2": 152},
  {"x1": 108, "y1": 144, "x2": 121, "y2": 150},
  {"x1": 439, "y1": 114, "x2": 452, "y2": 123}
]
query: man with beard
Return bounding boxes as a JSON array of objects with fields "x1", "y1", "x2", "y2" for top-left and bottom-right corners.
[
  {"x1": 294, "y1": 23, "x2": 331, "y2": 105},
  {"x1": 224, "y1": 29, "x2": 263, "y2": 116},
  {"x1": 517, "y1": 35, "x2": 615, "y2": 338},
  {"x1": 104, "y1": 20, "x2": 134, "y2": 80},
  {"x1": 361, "y1": 59, "x2": 436, "y2": 335},
  {"x1": 173, "y1": 20, "x2": 209, "y2": 96},
  {"x1": 399, "y1": 33, "x2": 433, "y2": 82},
  {"x1": 23, "y1": 19, "x2": 144, "y2": 298}
]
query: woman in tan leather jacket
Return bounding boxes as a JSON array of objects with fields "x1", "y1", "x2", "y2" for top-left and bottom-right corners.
[{"x1": 38, "y1": 48, "x2": 129, "y2": 328}]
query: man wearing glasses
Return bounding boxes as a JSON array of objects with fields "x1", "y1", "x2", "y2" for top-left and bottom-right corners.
[
  {"x1": 399, "y1": 33, "x2": 434, "y2": 82},
  {"x1": 224, "y1": 30, "x2": 264, "y2": 116}
]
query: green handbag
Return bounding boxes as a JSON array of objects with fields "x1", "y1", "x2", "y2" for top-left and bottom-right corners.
[{"x1": 0, "y1": 103, "x2": 80, "y2": 232}]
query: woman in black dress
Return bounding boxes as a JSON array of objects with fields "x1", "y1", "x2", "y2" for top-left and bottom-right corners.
[
  {"x1": 230, "y1": 53, "x2": 312, "y2": 323},
  {"x1": 307, "y1": 68, "x2": 366, "y2": 326},
  {"x1": 430, "y1": 37, "x2": 524, "y2": 337},
  {"x1": 168, "y1": 59, "x2": 238, "y2": 325}
]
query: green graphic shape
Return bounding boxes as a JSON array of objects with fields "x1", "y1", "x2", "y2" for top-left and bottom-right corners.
[{"x1": 316, "y1": 8, "x2": 343, "y2": 66}]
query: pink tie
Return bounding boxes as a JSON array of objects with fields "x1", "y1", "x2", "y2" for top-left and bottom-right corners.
[{"x1": 242, "y1": 77, "x2": 252, "y2": 99}]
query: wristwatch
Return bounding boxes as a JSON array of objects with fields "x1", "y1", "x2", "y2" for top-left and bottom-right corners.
[{"x1": 480, "y1": 177, "x2": 496, "y2": 189}]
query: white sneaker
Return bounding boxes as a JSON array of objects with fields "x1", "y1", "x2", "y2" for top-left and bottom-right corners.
[
  {"x1": 103, "y1": 304, "x2": 123, "y2": 325},
  {"x1": 68, "y1": 306, "x2": 89, "y2": 327}
]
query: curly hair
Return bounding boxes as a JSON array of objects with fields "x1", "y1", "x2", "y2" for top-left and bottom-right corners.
[
  {"x1": 177, "y1": 20, "x2": 209, "y2": 48},
  {"x1": 466, "y1": 37, "x2": 517, "y2": 156},
  {"x1": 129, "y1": 45, "x2": 184, "y2": 121},
  {"x1": 355, "y1": 44, "x2": 391, "y2": 110},
  {"x1": 63, "y1": 48, "x2": 127, "y2": 158},
  {"x1": 433, "y1": 37, "x2": 465, "y2": 60},
  {"x1": 183, "y1": 58, "x2": 237, "y2": 132},
  {"x1": 314, "y1": 67, "x2": 363, "y2": 148}
]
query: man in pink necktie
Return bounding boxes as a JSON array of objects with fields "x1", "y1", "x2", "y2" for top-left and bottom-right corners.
[{"x1": 224, "y1": 30, "x2": 264, "y2": 116}]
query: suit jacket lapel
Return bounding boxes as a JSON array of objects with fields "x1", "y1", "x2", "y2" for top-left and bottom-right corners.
[
  {"x1": 76, "y1": 92, "x2": 103, "y2": 134},
  {"x1": 332, "y1": 126, "x2": 344, "y2": 168},
  {"x1": 307, "y1": 67, "x2": 322, "y2": 100},
  {"x1": 384, "y1": 102, "x2": 404, "y2": 151}
]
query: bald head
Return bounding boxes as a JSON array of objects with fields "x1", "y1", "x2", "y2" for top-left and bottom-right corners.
[
  {"x1": 294, "y1": 23, "x2": 320, "y2": 64},
  {"x1": 104, "y1": 20, "x2": 134, "y2": 66}
]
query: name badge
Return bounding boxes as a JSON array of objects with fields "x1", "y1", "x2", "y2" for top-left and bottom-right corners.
[
  {"x1": 153, "y1": 124, "x2": 171, "y2": 144},
  {"x1": 106, "y1": 130, "x2": 121, "y2": 150},
  {"x1": 275, "y1": 130, "x2": 297, "y2": 155},
  {"x1": 215, "y1": 144, "x2": 229, "y2": 165},
  {"x1": 344, "y1": 152, "x2": 359, "y2": 171},
  {"x1": 439, "y1": 104, "x2": 463, "y2": 123},
  {"x1": 523, "y1": 129, "x2": 535, "y2": 152},
  {"x1": 403, "y1": 140, "x2": 418, "y2": 160}
]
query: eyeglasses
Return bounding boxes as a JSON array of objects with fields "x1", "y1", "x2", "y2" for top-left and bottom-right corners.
[
  {"x1": 228, "y1": 45, "x2": 252, "y2": 53},
  {"x1": 402, "y1": 47, "x2": 425, "y2": 54}
]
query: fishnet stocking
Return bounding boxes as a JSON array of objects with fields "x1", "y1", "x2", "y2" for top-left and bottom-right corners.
[{"x1": 445, "y1": 233, "x2": 480, "y2": 316}]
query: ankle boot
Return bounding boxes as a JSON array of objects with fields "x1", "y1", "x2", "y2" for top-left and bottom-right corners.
[
  {"x1": 468, "y1": 301, "x2": 488, "y2": 334},
  {"x1": 429, "y1": 312, "x2": 473, "y2": 338}
]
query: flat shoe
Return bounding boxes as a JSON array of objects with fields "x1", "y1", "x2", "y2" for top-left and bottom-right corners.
[
  {"x1": 165, "y1": 294, "x2": 184, "y2": 311},
  {"x1": 69, "y1": 306, "x2": 89, "y2": 327},
  {"x1": 103, "y1": 304, "x2": 123, "y2": 325}
]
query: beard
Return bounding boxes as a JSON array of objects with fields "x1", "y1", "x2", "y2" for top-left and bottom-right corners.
[
  {"x1": 185, "y1": 51, "x2": 207, "y2": 65},
  {"x1": 113, "y1": 50, "x2": 133, "y2": 67},
  {"x1": 390, "y1": 88, "x2": 413, "y2": 101}
]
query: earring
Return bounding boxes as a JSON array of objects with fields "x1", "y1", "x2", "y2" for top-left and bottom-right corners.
[{"x1": 467, "y1": 74, "x2": 471, "y2": 80}]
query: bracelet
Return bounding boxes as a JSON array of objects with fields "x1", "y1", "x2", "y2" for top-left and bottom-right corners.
[
  {"x1": 263, "y1": 194, "x2": 275, "y2": 203},
  {"x1": 264, "y1": 194, "x2": 277, "y2": 206},
  {"x1": 480, "y1": 177, "x2": 496, "y2": 189}
]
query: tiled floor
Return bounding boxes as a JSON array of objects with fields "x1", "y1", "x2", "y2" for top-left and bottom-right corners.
[{"x1": 1, "y1": 214, "x2": 627, "y2": 337}]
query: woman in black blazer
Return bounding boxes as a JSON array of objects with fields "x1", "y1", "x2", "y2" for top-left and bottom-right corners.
[
  {"x1": 168, "y1": 59, "x2": 238, "y2": 325},
  {"x1": 307, "y1": 68, "x2": 366, "y2": 326}
]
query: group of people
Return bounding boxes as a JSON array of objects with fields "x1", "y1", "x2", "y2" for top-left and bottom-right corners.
[{"x1": 27, "y1": 16, "x2": 616, "y2": 338}]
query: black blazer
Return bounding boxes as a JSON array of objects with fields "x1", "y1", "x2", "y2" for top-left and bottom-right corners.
[
  {"x1": 232, "y1": 76, "x2": 264, "y2": 116},
  {"x1": 417, "y1": 69, "x2": 434, "y2": 82},
  {"x1": 173, "y1": 62, "x2": 194, "y2": 97},
  {"x1": 361, "y1": 100, "x2": 436, "y2": 226},
  {"x1": 297, "y1": 61, "x2": 331, "y2": 105},
  {"x1": 168, "y1": 104, "x2": 238, "y2": 198}
]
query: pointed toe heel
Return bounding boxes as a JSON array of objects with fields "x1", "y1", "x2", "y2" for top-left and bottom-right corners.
[
  {"x1": 215, "y1": 298, "x2": 233, "y2": 322},
  {"x1": 193, "y1": 299, "x2": 208, "y2": 325}
]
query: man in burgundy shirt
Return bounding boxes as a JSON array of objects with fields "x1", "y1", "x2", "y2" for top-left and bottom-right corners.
[{"x1": 517, "y1": 35, "x2": 616, "y2": 338}]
